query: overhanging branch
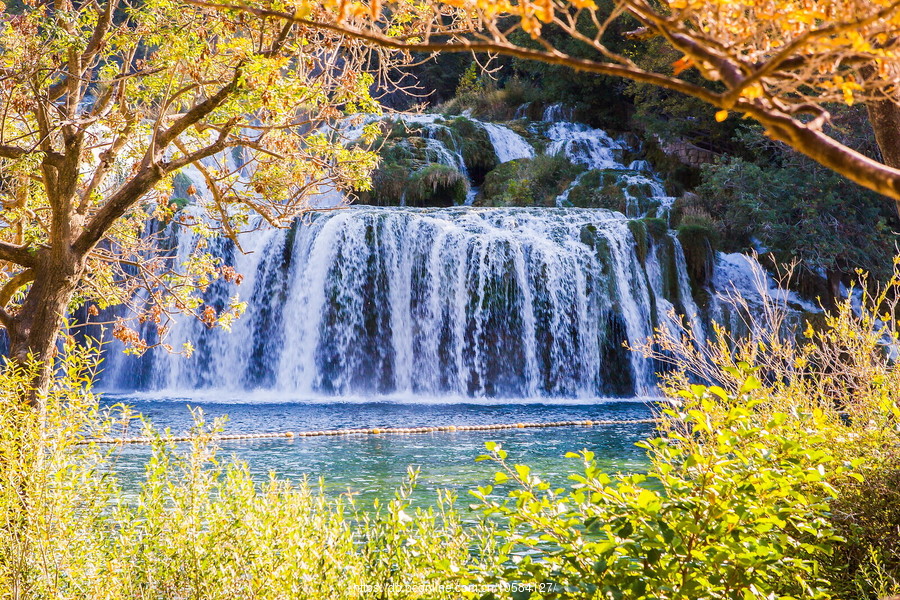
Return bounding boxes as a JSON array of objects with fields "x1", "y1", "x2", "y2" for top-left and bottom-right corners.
[
  {"x1": 184, "y1": 0, "x2": 900, "y2": 202},
  {"x1": 182, "y1": 0, "x2": 723, "y2": 105}
]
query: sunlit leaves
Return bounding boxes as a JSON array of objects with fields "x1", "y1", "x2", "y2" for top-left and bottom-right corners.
[
  {"x1": 0, "y1": 0, "x2": 395, "y2": 355},
  {"x1": 470, "y1": 396, "x2": 846, "y2": 600}
]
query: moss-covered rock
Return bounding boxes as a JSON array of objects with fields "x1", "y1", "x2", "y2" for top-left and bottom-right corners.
[
  {"x1": 562, "y1": 169, "x2": 645, "y2": 212},
  {"x1": 625, "y1": 181, "x2": 654, "y2": 202},
  {"x1": 580, "y1": 224, "x2": 598, "y2": 248},
  {"x1": 358, "y1": 161, "x2": 468, "y2": 207},
  {"x1": 623, "y1": 180, "x2": 661, "y2": 216},
  {"x1": 677, "y1": 220, "x2": 718, "y2": 291},
  {"x1": 172, "y1": 171, "x2": 193, "y2": 198},
  {"x1": 406, "y1": 164, "x2": 469, "y2": 207},
  {"x1": 446, "y1": 117, "x2": 498, "y2": 183},
  {"x1": 578, "y1": 224, "x2": 618, "y2": 302},
  {"x1": 359, "y1": 162, "x2": 412, "y2": 206},
  {"x1": 643, "y1": 217, "x2": 669, "y2": 239},
  {"x1": 475, "y1": 155, "x2": 583, "y2": 207},
  {"x1": 627, "y1": 219, "x2": 649, "y2": 264},
  {"x1": 567, "y1": 182, "x2": 626, "y2": 212},
  {"x1": 654, "y1": 233, "x2": 682, "y2": 308}
]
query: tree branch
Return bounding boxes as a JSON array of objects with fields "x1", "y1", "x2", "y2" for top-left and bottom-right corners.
[
  {"x1": 77, "y1": 117, "x2": 135, "y2": 214},
  {"x1": 182, "y1": 0, "x2": 723, "y2": 105},
  {"x1": 82, "y1": 0, "x2": 118, "y2": 63},
  {"x1": 0, "y1": 242, "x2": 37, "y2": 267},
  {"x1": 0, "y1": 145, "x2": 27, "y2": 159},
  {"x1": 740, "y1": 100, "x2": 900, "y2": 200},
  {"x1": 145, "y1": 70, "x2": 242, "y2": 168},
  {"x1": 73, "y1": 124, "x2": 235, "y2": 256},
  {"x1": 0, "y1": 268, "x2": 35, "y2": 309}
]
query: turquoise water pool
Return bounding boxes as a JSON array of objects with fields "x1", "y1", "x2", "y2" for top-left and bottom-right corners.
[{"x1": 104, "y1": 397, "x2": 657, "y2": 503}]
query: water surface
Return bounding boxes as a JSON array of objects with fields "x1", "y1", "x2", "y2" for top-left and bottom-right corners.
[{"x1": 104, "y1": 396, "x2": 657, "y2": 503}]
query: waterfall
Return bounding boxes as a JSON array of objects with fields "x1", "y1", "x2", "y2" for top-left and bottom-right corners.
[
  {"x1": 100, "y1": 107, "x2": 804, "y2": 400},
  {"x1": 542, "y1": 103, "x2": 575, "y2": 122},
  {"x1": 545, "y1": 121, "x2": 623, "y2": 170},
  {"x1": 106, "y1": 207, "x2": 706, "y2": 398},
  {"x1": 482, "y1": 123, "x2": 535, "y2": 163}
]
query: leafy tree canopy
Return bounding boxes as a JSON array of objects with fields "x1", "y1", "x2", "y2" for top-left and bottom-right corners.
[
  {"x1": 227, "y1": 0, "x2": 900, "y2": 205},
  {"x1": 0, "y1": 0, "x2": 399, "y2": 396}
]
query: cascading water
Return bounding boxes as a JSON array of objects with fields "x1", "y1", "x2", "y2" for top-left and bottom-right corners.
[
  {"x1": 536, "y1": 104, "x2": 674, "y2": 217},
  {"x1": 482, "y1": 123, "x2": 535, "y2": 163},
  {"x1": 102, "y1": 106, "x2": 794, "y2": 399},
  {"x1": 108, "y1": 207, "x2": 686, "y2": 397}
]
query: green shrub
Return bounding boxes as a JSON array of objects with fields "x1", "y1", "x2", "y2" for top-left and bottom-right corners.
[
  {"x1": 468, "y1": 390, "x2": 843, "y2": 600},
  {"x1": 826, "y1": 454, "x2": 900, "y2": 599},
  {"x1": 695, "y1": 149, "x2": 896, "y2": 287},
  {"x1": 642, "y1": 217, "x2": 669, "y2": 239},
  {"x1": 359, "y1": 159, "x2": 469, "y2": 207},
  {"x1": 643, "y1": 261, "x2": 900, "y2": 599},
  {"x1": 0, "y1": 344, "x2": 490, "y2": 599},
  {"x1": 439, "y1": 78, "x2": 543, "y2": 122},
  {"x1": 476, "y1": 155, "x2": 583, "y2": 207},
  {"x1": 9, "y1": 266, "x2": 900, "y2": 600},
  {"x1": 406, "y1": 163, "x2": 469, "y2": 207}
]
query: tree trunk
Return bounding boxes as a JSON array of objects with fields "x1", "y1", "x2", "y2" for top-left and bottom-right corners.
[
  {"x1": 866, "y1": 97, "x2": 900, "y2": 217},
  {"x1": 6, "y1": 254, "x2": 83, "y2": 406}
]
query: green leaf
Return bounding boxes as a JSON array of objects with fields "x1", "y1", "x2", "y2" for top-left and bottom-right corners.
[
  {"x1": 514, "y1": 464, "x2": 531, "y2": 481},
  {"x1": 740, "y1": 374, "x2": 762, "y2": 394}
]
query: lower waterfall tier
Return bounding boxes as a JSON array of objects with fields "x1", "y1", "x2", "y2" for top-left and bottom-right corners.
[{"x1": 103, "y1": 207, "x2": 707, "y2": 398}]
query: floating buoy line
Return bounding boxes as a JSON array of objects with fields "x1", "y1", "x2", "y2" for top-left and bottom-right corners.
[{"x1": 83, "y1": 418, "x2": 661, "y2": 445}]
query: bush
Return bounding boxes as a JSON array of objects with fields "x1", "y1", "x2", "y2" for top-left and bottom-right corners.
[
  {"x1": 641, "y1": 259, "x2": 900, "y2": 599},
  {"x1": 439, "y1": 77, "x2": 544, "y2": 122},
  {"x1": 827, "y1": 454, "x2": 900, "y2": 599},
  {"x1": 468, "y1": 391, "x2": 843, "y2": 600},
  {"x1": 694, "y1": 149, "x2": 896, "y2": 289},
  {"x1": 476, "y1": 155, "x2": 583, "y2": 207},
  {"x1": 0, "y1": 343, "x2": 491, "y2": 599}
]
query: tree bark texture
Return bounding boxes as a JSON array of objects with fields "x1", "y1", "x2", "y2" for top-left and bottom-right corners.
[{"x1": 5, "y1": 251, "x2": 83, "y2": 405}]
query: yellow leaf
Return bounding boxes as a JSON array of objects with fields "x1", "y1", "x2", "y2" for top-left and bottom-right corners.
[
  {"x1": 741, "y1": 82, "x2": 764, "y2": 100},
  {"x1": 715, "y1": 110, "x2": 729, "y2": 122}
]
